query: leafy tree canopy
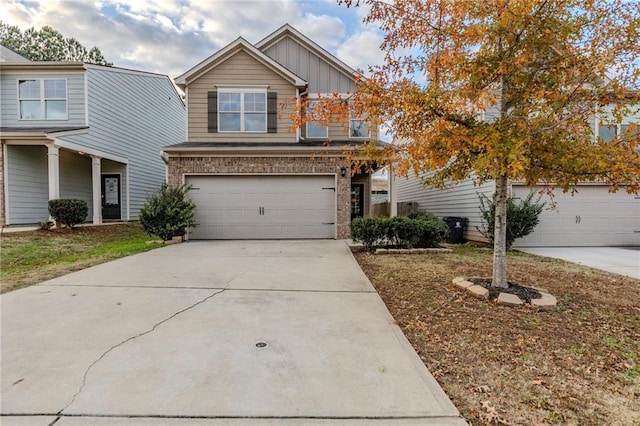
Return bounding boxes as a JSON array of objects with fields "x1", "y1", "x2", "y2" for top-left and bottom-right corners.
[
  {"x1": 0, "y1": 22, "x2": 112, "y2": 66},
  {"x1": 300, "y1": 0, "x2": 640, "y2": 288}
]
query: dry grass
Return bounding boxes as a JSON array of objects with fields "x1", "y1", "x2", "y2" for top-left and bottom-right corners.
[{"x1": 354, "y1": 246, "x2": 640, "y2": 425}]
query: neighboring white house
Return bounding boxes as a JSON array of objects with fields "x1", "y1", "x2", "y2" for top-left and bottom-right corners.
[
  {"x1": 393, "y1": 113, "x2": 640, "y2": 247},
  {"x1": 0, "y1": 47, "x2": 186, "y2": 226}
]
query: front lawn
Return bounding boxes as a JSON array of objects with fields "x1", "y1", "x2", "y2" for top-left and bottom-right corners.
[
  {"x1": 354, "y1": 246, "x2": 640, "y2": 425},
  {"x1": 1, "y1": 223, "x2": 163, "y2": 293}
]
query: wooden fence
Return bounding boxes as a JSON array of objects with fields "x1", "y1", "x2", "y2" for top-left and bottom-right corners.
[
  {"x1": 397, "y1": 201, "x2": 419, "y2": 216},
  {"x1": 371, "y1": 202, "x2": 390, "y2": 217}
]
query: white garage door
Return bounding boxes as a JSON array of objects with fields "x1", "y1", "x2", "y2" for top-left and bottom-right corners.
[
  {"x1": 512, "y1": 185, "x2": 640, "y2": 247},
  {"x1": 186, "y1": 175, "x2": 336, "y2": 239}
]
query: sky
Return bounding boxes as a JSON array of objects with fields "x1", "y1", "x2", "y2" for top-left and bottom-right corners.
[{"x1": 1, "y1": 0, "x2": 387, "y2": 79}]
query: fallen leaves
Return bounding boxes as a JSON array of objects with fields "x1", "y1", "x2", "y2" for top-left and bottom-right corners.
[{"x1": 355, "y1": 248, "x2": 640, "y2": 425}]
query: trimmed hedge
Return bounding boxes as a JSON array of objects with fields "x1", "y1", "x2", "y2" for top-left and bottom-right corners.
[
  {"x1": 351, "y1": 212, "x2": 449, "y2": 249},
  {"x1": 48, "y1": 199, "x2": 88, "y2": 228}
]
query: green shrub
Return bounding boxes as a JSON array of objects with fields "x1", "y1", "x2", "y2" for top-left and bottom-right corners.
[
  {"x1": 478, "y1": 191, "x2": 545, "y2": 249},
  {"x1": 350, "y1": 212, "x2": 449, "y2": 249},
  {"x1": 140, "y1": 184, "x2": 196, "y2": 241},
  {"x1": 350, "y1": 216, "x2": 385, "y2": 249},
  {"x1": 48, "y1": 199, "x2": 88, "y2": 228},
  {"x1": 415, "y1": 217, "x2": 450, "y2": 247}
]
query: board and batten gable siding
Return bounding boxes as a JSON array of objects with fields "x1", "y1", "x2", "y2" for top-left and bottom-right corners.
[
  {"x1": 263, "y1": 36, "x2": 371, "y2": 142},
  {"x1": 0, "y1": 71, "x2": 86, "y2": 127},
  {"x1": 60, "y1": 66, "x2": 185, "y2": 220},
  {"x1": 187, "y1": 50, "x2": 297, "y2": 142},
  {"x1": 6, "y1": 145, "x2": 49, "y2": 224},
  {"x1": 262, "y1": 36, "x2": 356, "y2": 94},
  {"x1": 395, "y1": 173, "x2": 495, "y2": 242}
]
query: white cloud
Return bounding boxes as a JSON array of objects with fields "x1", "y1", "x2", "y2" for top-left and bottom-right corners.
[
  {"x1": 294, "y1": 14, "x2": 345, "y2": 50},
  {"x1": 1, "y1": 0, "x2": 381, "y2": 78},
  {"x1": 336, "y1": 29, "x2": 385, "y2": 71}
]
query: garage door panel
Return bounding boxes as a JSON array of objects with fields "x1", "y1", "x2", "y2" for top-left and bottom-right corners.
[
  {"x1": 187, "y1": 176, "x2": 336, "y2": 240},
  {"x1": 512, "y1": 186, "x2": 640, "y2": 247}
]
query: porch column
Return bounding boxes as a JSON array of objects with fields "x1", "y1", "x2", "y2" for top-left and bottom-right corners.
[
  {"x1": 47, "y1": 145, "x2": 60, "y2": 201},
  {"x1": 91, "y1": 155, "x2": 102, "y2": 224}
]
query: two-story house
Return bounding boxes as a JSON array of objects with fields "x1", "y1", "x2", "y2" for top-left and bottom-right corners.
[
  {"x1": 0, "y1": 46, "x2": 185, "y2": 227},
  {"x1": 163, "y1": 24, "x2": 383, "y2": 239}
]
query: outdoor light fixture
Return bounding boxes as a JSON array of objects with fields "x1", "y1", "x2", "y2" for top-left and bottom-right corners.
[{"x1": 341, "y1": 167, "x2": 347, "y2": 177}]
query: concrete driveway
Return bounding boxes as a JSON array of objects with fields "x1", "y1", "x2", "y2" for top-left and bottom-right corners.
[
  {"x1": 1, "y1": 240, "x2": 465, "y2": 425},
  {"x1": 517, "y1": 246, "x2": 640, "y2": 279}
]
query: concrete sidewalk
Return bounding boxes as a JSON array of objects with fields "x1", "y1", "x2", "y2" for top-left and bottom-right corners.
[
  {"x1": 1, "y1": 240, "x2": 466, "y2": 425},
  {"x1": 518, "y1": 246, "x2": 640, "y2": 279}
]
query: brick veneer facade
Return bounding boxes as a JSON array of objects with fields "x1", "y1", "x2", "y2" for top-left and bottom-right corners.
[{"x1": 167, "y1": 155, "x2": 353, "y2": 239}]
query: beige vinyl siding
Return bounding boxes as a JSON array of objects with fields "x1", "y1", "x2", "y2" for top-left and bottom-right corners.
[
  {"x1": 187, "y1": 50, "x2": 297, "y2": 142},
  {"x1": 395, "y1": 173, "x2": 495, "y2": 242}
]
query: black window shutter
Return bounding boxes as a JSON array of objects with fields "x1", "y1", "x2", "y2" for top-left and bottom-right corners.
[
  {"x1": 207, "y1": 91, "x2": 218, "y2": 133},
  {"x1": 267, "y1": 92, "x2": 277, "y2": 133}
]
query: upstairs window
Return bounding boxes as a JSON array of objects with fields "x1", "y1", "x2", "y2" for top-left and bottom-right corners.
[
  {"x1": 306, "y1": 100, "x2": 328, "y2": 138},
  {"x1": 598, "y1": 123, "x2": 632, "y2": 142},
  {"x1": 218, "y1": 89, "x2": 266, "y2": 132},
  {"x1": 349, "y1": 114, "x2": 370, "y2": 138},
  {"x1": 19, "y1": 79, "x2": 67, "y2": 120}
]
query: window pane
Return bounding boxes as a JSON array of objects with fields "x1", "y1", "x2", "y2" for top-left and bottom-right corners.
[
  {"x1": 45, "y1": 100, "x2": 67, "y2": 119},
  {"x1": 306, "y1": 101, "x2": 327, "y2": 138},
  {"x1": 20, "y1": 100, "x2": 41, "y2": 119},
  {"x1": 598, "y1": 125, "x2": 616, "y2": 142},
  {"x1": 219, "y1": 92, "x2": 241, "y2": 112},
  {"x1": 350, "y1": 120, "x2": 370, "y2": 138},
  {"x1": 244, "y1": 92, "x2": 265, "y2": 112},
  {"x1": 244, "y1": 113, "x2": 266, "y2": 132},
  {"x1": 19, "y1": 80, "x2": 40, "y2": 99},
  {"x1": 219, "y1": 112, "x2": 241, "y2": 131},
  {"x1": 307, "y1": 121, "x2": 327, "y2": 138},
  {"x1": 44, "y1": 80, "x2": 66, "y2": 99}
]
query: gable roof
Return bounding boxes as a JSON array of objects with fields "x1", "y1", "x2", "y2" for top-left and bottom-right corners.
[
  {"x1": 0, "y1": 45, "x2": 31, "y2": 62},
  {"x1": 256, "y1": 24, "x2": 359, "y2": 81},
  {"x1": 175, "y1": 37, "x2": 307, "y2": 89}
]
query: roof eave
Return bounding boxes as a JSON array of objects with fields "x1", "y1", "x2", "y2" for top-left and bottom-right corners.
[{"x1": 175, "y1": 37, "x2": 307, "y2": 88}]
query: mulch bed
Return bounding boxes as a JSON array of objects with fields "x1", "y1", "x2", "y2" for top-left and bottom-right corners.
[{"x1": 468, "y1": 277, "x2": 543, "y2": 303}]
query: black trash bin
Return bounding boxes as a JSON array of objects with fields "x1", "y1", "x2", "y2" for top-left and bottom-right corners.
[{"x1": 443, "y1": 217, "x2": 468, "y2": 244}]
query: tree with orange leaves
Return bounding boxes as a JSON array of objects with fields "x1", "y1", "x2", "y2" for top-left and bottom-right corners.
[{"x1": 318, "y1": 0, "x2": 640, "y2": 288}]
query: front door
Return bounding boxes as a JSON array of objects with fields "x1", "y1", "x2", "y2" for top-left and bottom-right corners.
[
  {"x1": 351, "y1": 183, "x2": 365, "y2": 220},
  {"x1": 101, "y1": 174, "x2": 121, "y2": 220}
]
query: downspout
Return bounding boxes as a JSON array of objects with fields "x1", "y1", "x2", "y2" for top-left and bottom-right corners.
[{"x1": 160, "y1": 150, "x2": 170, "y2": 184}]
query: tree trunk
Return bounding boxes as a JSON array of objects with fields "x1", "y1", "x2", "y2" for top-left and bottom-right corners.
[{"x1": 492, "y1": 173, "x2": 509, "y2": 288}]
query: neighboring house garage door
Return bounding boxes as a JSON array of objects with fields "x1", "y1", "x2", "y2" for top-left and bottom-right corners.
[
  {"x1": 186, "y1": 175, "x2": 336, "y2": 239},
  {"x1": 512, "y1": 185, "x2": 640, "y2": 247}
]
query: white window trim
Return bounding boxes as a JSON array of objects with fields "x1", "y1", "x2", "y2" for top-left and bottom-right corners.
[
  {"x1": 17, "y1": 78, "x2": 69, "y2": 121},
  {"x1": 305, "y1": 95, "x2": 329, "y2": 139},
  {"x1": 217, "y1": 87, "x2": 267, "y2": 133}
]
